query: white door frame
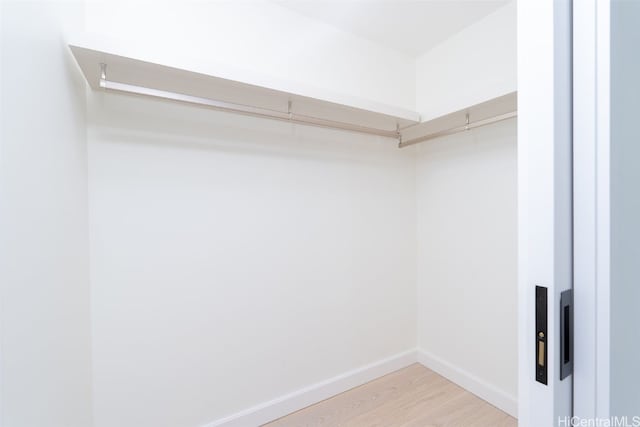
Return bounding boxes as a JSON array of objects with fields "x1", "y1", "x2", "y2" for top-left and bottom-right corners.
[
  {"x1": 518, "y1": 0, "x2": 573, "y2": 425},
  {"x1": 573, "y1": 0, "x2": 611, "y2": 420}
]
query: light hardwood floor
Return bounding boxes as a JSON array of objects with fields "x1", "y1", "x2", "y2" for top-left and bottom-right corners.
[{"x1": 264, "y1": 363, "x2": 516, "y2": 427}]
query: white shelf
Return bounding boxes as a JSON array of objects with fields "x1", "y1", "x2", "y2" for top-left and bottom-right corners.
[
  {"x1": 69, "y1": 44, "x2": 421, "y2": 139},
  {"x1": 69, "y1": 43, "x2": 516, "y2": 146},
  {"x1": 399, "y1": 92, "x2": 517, "y2": 148}
]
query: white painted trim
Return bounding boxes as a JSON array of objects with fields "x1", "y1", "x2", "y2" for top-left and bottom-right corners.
[
  {"x1": 573, "y1": 0, "x2": 599, "y2": 418},
  {"x1": 573, "y1": 0, "x2": 612, "y2": 419},
  {"x1": 416, "y1": 349, "x2": 518, "y2": 418},
  {"x1": 595, "y1": 0, "x2": 611, "y2": 417},
  {"x1": 200, "y1": 348, "x2": 519, "y2": 427},
  {"x1": 200, "y1": 349, "x2": 418, "y2": 427}
]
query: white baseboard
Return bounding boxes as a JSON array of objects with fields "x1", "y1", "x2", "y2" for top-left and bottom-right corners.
[
  {"x1": 201, "y1": 348, "x2": 517, "y2": 426},
  {"x1": 201, "y1": 349, "x2": 418, "y2": 427},
  {"x1": 416, "y1": 349, "x2": 518, "y2": 418}
]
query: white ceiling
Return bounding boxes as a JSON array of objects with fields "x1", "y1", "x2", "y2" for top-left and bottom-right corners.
[{"x1": 273, "y1": 0, "x2": 509, "y2": 57}]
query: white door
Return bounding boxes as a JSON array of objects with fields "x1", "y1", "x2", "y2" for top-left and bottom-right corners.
[{"x1": 518, "y1": 0, "x2": 574, "y2": 425}]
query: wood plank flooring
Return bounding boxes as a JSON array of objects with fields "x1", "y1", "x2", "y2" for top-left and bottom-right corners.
[{"x1": 263, "y1": 363, "x2": 516, "y2": 427}]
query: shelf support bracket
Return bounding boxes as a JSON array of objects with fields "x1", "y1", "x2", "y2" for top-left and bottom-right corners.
[{"x1": 99, "y1": 63, "x2": 107, "y2": 87}]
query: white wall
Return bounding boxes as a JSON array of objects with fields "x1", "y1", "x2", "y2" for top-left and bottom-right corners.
[
  {"x1": 610, "y1": 0, "x2": 640, "y2": 417},
  {"x1": 413, "y1": 1, "x2": 518, "y2": 412},
  {"x1": 415, "y1": 119, "x2": 518, "y2": 407},
  {"x1": 83, "y1": 0, "x2": 417, "y2": 111},
  {"x1": 0, "y1": 2, "x2": 92, "y2": 426},
  {"x1": 415, "y1": 1, "x2": 516, "y2": 121},
  {"x1": 87, "y1": 91, "x2": 418, "y2": 427},
  {"x1": 0, "y1": 1, "x2": 518, "y2": 425},
  {"x1": 82, "y1": 4, "x2": 421, "y2": 426}
]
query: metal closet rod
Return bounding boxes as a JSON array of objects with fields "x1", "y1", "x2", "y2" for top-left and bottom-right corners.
[
  {"x1": 98, "y1": 64, "x2": 401, "y2": 140},
  {"x1": 97, "y1": 64, "x2": 516, "y2": 147},
  {"x1": 398, "y1": 111, "x2": 518, "y2": 148}
]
